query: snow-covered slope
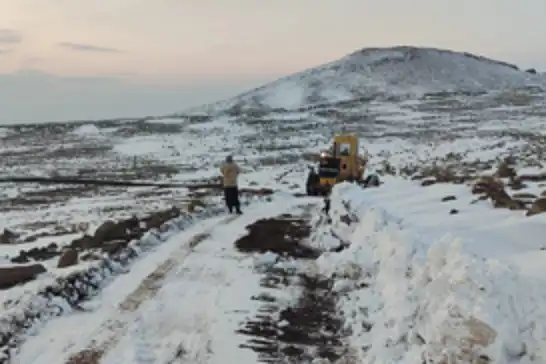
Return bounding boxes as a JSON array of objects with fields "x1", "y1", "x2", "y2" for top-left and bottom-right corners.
[{"x1": 196, "y1": 46, "x2": 545, "y2": 114}]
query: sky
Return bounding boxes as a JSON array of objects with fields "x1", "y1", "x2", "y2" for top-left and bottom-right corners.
[{"x1": 0, "y1": 0, "x2": 545, "y2": 123}]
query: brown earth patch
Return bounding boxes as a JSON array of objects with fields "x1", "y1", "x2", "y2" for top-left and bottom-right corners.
[{"x1": 235, "y1": 214, "x2": 349, "y2": 363}]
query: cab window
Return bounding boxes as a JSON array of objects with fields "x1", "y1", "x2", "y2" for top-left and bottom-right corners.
[{"x1": 338, "y1": 142, "x2": 351, "y2": 156}]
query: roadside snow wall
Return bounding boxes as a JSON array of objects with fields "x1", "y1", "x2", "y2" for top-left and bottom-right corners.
[{"x1": 314, "y1": 182, "x2": 546, "y2": 363}]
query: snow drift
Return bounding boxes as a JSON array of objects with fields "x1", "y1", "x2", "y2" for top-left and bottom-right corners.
[
  {"x1": 196, "y1": 46, "x2": 545, "y2": 113},
  {"x1": 314, "y1": 182, "x2": 546, "y2": 363}
]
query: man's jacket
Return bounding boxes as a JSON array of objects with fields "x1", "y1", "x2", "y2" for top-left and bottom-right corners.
[{"x1": 220, "y1": 162, "x2": 240, "y2": 187}]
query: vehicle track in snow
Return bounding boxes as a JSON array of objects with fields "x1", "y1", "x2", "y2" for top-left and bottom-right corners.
[
  {"x1": 64, "y1": 214, "x2": 241, "y2": 364},
  {"x1": 234, "y1": 208, "x2": 352, "y2": 363}
]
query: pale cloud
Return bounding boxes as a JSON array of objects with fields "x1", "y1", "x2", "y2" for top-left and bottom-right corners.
[
  {"x1": 0, "y1": 28, "x2": 21, "y2": 44},
  {"x1": 58, "y1": 42, "x2": 124, "y2": 54},
  {"x1": 0, "y1": 28, "x2": 22, "y2": 55}
]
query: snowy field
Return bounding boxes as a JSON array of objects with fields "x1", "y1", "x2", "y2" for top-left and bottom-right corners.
[
  {"x1": 1, "y1": 102, "x2": 546, "y2": 362},
  {"x1": 2, "y1": 47, "x2": 546, "y2": 363}
]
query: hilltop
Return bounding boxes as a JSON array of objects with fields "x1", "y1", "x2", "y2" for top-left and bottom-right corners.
[{"x1": 194, "y1": 46, "x2": 544, "y2": 115}]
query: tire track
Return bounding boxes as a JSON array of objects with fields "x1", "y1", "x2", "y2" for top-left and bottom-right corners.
[{"x1": 65, "y1": 215, "x2": 240, "y2": 364}]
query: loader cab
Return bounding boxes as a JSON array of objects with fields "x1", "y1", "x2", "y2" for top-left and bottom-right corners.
[
  {"x1": 306, "y1": 134, "x2": 367, "y2": 196},
  {"x1": 332, "y1": 135, "x2": 360, "y2": 181}
]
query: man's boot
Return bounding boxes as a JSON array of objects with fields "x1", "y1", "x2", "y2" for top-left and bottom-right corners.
[{"x1": 235, "y1": 206, "x2": 242, "y2": 215}]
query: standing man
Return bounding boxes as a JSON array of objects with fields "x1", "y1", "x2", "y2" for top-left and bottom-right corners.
[{"x1": 220, "y1": 155, "x2": 242, "y2": 214}]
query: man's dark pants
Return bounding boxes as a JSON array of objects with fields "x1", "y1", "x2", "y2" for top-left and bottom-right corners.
[{"x1": 224, "y1": 186, "x2": 241, "y2": 213}]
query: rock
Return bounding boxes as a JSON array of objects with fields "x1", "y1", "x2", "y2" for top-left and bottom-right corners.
[
  {"x1": 101, "y1": 240, "x2": 129, "y2": 256},
  {"x1": 47, "y1": 242, "x2": 59, "y2": 250},
  {"x1": 10, "y1": 250, "x2": 30, "y2": 264},
  {"x1": 340, "y1": 214, "x2": 354, "y2": 225},
  {"x1": 508, "y1": 179, "x2": 527, "y2": 190},
  {"x1": 518, "y1": 173, "x2": 546, "y2": 182},
  {"x1": 145, "y1": 214, "x2": 163, "y2": 230},
  {"x1": 23, "y1": 235, "x2": 38, "y2": 243},
  {"x1": 512, "y1": 192, "x2": 537, "y2": 200},
  {"x1": 0, "y1": 264, "x2": 47, "y2": 290},
  {"x1": 240, "y1": 187, "x2": 275, "y2": 196},
  {"x1": 442, "y1": 195, "x2": 457, "y2": 202},
  {"x1": 0, "y1": 228, "x2": 19, "y2": 244},
  {"x1": 495, "y1": 161, "x2": 516, "y2": 179},
  {"x1": 94, "y1": 220, "x2": 125, "y2": 243},
  {"x1": 421, "y1": 178, "x2": 436, "y2": 187},
  {"x1": 57, "y1": 249, "x2": 79, "y2": 268},
  {"x1": 93, "y1": 216, "x2": 144, "y2": 244},
  {"x1": 126, "y1": 215, "x2": 141, "y2": 230},
  {"x1": 80, "y1": 251, "x2": 102, "y2": 261},
  {"x1": 527, "y1": 198, "x2": 546, "y2": 216},
  {"x1": 27, "y1": 246, "x2": 59, "y2": 260},
  {"x1": 471, "y1": 176, "x2": 501, "y2": 195},
  {"x1": 10, "y1": 243, "x2": 61, "y2": 264},
  {"x1": 450, "y1": 209, "x2": 459, "y2": 214},
  {"x1": 144, "y1": 206, "x2": 181, "y2": 229},
  {"x1": 70, "y1": 234, "x2": 99, "y2": 250}
]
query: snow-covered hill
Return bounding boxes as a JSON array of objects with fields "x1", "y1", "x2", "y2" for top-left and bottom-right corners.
[{"x1": 196, "y1": 46, "x2": 545, "y2": 114}]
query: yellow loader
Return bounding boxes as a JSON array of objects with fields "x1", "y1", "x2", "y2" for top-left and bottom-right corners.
[{"x1": 305, "y1": 134, "x2": 379, "y2": 196}]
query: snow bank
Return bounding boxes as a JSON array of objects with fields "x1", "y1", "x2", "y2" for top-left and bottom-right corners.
[{"x1": 315, "y1": 182, "x2": 546, "y2": 363}]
